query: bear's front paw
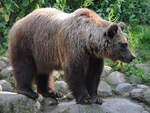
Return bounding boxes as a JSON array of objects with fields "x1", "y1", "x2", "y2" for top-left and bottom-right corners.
[
  {"x1": 49, "y1": 91, "x2": 63, "y2": 98},
  {"x1": 42, "y1": 91, "x2": 63, "y2": 99},
  {"x1": 90, "y1": 96, "x2": 103, "y2": 104},
  {"x1": 77, "y1": 96, "x2": 103, "y2": 105},
  {"x1": 17, "y1": 89, "x2": 39, "y2": 100}
]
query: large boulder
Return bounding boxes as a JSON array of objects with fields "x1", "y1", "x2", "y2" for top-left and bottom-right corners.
[
  {"x1": 43, "y1": 98, "x2": 148, "y2": 113},
  {"x1": 0, "y1": 57, "x2": 10, "y2": 64},
  {"x1": 107, "y1": 71, "x2": 126, "y2": 85},
  {"x1": 128, "y1": 75, "x2": 142, "y2": 85},
  {"x1": 101, "y1": 98, "x2": 147, "y2": 113},
  {"x1": 130, "y1": 88, "x2": 150, "y2": 105},
  {"x1": 0, "y1": 60, "x2": 7, "y2": 70},
  {"x1": 0, "y1": 80, "x2": 14, "y2": 92},
  {"x1": 0, "y1": 92, "x2": 41, "y2": 113},
  {"x1": 130, "y1": 88, "x2": 144, "y2": 101},
  {"x1": 143, "y1": 89, "x2": 150, "y2": 105},
  {"x1": 0, "y1": 66, "x2": 13, "y2": 79},
  {"x1": 115, "y1": 83, "x2": 133, "y2": 96},
  {"x1": 44, "y1": 101, "x2": 105, "y2": 113},
  {"x1": 98, "y1": 81, "x2": 112, "y2": 97}
]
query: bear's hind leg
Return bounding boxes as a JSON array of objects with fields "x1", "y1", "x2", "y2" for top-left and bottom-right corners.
[
  {"x1": 35, "y1": 73, "x2": 63, "y2": 99},
  {"x1": 86, "y1": 57, "x2": 104, "y2": 104},
  {"x1": 13, "y1": 61, "x2": 38, "y2": 100}
]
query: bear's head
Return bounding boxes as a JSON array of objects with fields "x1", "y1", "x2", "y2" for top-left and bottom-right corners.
[{"x1": 102, "y1": 22, "x2": 136, "y2": 63}]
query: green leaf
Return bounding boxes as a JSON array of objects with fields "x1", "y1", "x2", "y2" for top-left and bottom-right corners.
[
  {"x1": 4, "y1": 14, "x2": 9, "y2": 22},
  {"x1": 0, "y1": 22, "x2": 7, "y2": 28},
  {"x1": 36, "y1": 4, "x2": 40, "y2": 9},
  {"x1": 23, "y1": 0, "x2": 29, "y2": 7},
  {"x1": 0, "y1": 8, "x2": 4, "y2": 13}
]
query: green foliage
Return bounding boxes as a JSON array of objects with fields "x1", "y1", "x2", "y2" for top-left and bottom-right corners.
[
  {"x1": 127, "y1": 25, "x2": 150, "y2": 63},
  {"x1": 0, "y1": 0, "x2": 39, "y2": 55},
  {"x1": 124, "y1": 61, "x2": 150, "y2": 82},
  {"x1": 53, "y1": 0, "x2": 70, "y2": 12},
  {"x1": 105, "y1": 59, "x2": 150, "y2": 82},
  {"x1": 81, "y1": 0, "x2": 94, "y2": 8},
  {"x1": 90, "y1": 0, "x2": 150, "y2": 24}
]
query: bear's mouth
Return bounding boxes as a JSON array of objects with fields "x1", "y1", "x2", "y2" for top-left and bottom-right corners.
[
  {"x1": 110, "y1": 53, "x2": 135, "y2": 64},
  {"x1": 119, "y1": 56, "x2": 133, "y2": 63},
  {"x1": 122, "y1": 59, "x2": 132, "y2": 63}
]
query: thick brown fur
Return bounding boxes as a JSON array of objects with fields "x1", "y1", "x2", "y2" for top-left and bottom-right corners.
[{"x1": 9, "y1": 8, "x2": 135, "y2": 104}]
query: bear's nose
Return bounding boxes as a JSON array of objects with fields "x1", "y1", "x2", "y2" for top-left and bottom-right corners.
[{"x1": 132, "y1": 55, "x2": 136, "y2": 59}]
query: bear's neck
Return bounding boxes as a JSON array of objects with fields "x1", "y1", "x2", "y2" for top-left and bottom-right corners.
[{"x1": 85, "y1": 24, "x2": 110, "y2": 58}]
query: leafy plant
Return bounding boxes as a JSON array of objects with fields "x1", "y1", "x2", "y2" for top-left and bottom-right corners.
[
  {"x1": 91, "y1": 0, "x2": 150, "y2": 24},
  {"x1": 81, "y1": 0, "x2": 94, "y2": 8}
]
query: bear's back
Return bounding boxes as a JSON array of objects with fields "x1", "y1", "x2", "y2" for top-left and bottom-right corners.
[{"x1": 10, "y1": 8, "x2": 69, "y2": 39}]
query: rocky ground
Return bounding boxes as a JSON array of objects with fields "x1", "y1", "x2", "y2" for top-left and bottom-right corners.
[{"x1": 0, "y1": 56, "x2": 150, "y2": 113}]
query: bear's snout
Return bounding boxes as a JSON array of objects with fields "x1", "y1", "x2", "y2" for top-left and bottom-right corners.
[
  {"x1": 129, "y1": 54, "x2": 136, "y2": 62},
  {"x1": 123, "y1": 53, "x2": 136, "y2": 63}
]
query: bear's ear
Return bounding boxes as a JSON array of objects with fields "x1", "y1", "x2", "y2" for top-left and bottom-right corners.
[
  {"x1": 106, "y1": 24, "x2": 118, "y2": 38},
  {"x1": 118, "y1": 22, "x2": 126, "y2": 31}
]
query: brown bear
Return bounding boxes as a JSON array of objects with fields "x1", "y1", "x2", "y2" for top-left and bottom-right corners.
[{"x1": 9, "y1": 8, "x2": 135, "y2": 104}]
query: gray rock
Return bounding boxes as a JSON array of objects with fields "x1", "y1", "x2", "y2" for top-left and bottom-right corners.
[
  {"x1": 43, "y1": 98, "x2": 147, "y2": 113},
  {"x1": 44, "y1": 101, "x2": 105, "y2": 113},
  {"x1": 143, "y1": 89, "x2": 150, "y2": 104},
  {"x1": 130, "y1": 88, "x2": 144, "y2": 100},
  {"x1": 0, "y1": 60, "x2": 7, "y2": 69},
  {"x1": 55, "y1": 81, "x2": 68, "y2": 94},
  {"x1": 0, "y1": 57, "x2": 10, "y2": 64},
  {"x1": 107, "y1": 71, "x2": 126, "y2": 85},
  {"x1": 5, "y1": 74, "x2": 16, "y2": 88},
  {"x1": 37, "y1": 94, "x2": 44, "y2": 102},
  {"x1": 129, "y1": 75, "x2": 142, "y2": 84},
  {"x1": 0, "y1": 84, "x2": 2, "y2": 92},
  {"x1": 135, "y1": 64, "x2": 150, "y2": 74},
  {"x1": 102, "y1": 66, "x2": 113, "y2": 78},
  {"x1": 0, "y1": 92, "x2": 40, "y2": 113},
  {"x1": 142, "y1": 111, "x2": 149, "y2": 113},
  {"x1": 98, "y1": 81, "x2": 112, "y2": 97},
  {"x1": 137, "y1": 84, "x2": 149, "y2": 89},
  {"x1": 41, "y1": 97, "x2": 58, "y2": 106},
  {"x1": 102, "y1": 98, "x2": 147, "y2": 113},
  {"x1": 0, "y1": 66, "x2": 13, "y2": 79},
  {"x1": 115, "y1": 83, "x2": 133, "y2": 96},
  {"x1": 65, "y1": 92, "x2": 74, "y2": 100},
  {"x1": 0, "y1": 80, "x2": 13, "y2": 91},
  {"x1": 130, "y1": 88, "x2": 150, "y2": 105}
]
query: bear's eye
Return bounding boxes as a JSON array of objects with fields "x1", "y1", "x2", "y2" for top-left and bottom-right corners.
[{"x1": 121, "y1": 43, "x2": 128, "y2": 48}]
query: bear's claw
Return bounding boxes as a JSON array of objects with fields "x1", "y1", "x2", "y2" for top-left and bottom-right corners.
[
  {"x1": 17, "y1": 89, "x2": 39, "y2": 100},
  {"x1": 77, "y1": 96, "x2": 103, "y2": 105},
  {"x1": 41, "y1": 91, "x2": 63, "y2": 99}
]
